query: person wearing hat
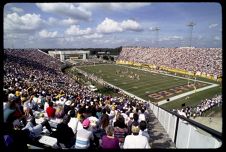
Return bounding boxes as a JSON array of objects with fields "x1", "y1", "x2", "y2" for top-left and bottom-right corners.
[
  {"x1": 75, "y1": 119, "x2": 94, "y2": 149},
  {"x1": 123, "y1": 124, "x2": 150, "y2": 149},
  {"x1": 55, "y1": 115, "x2": 75, "y2": 148}
]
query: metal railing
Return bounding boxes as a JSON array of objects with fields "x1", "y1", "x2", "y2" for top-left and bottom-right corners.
[{"x1": 148, "y1": 102, "x2": 222, "y2": 148}]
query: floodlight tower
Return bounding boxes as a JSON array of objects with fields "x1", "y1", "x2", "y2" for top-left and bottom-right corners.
[
  {"x1": 187, "y1": 22, "x2": 196, "y2": 87},
  {"x1": 187, "y1": 22, "x2": 196, "y2": 48},
  {"x1": 150, "y1": 27, "x2": 160, "y2": 48}
]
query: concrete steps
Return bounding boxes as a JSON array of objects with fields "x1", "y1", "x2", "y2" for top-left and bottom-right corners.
[{"x1": 146, "y1": 109, "x2": 176, "y2": 149}]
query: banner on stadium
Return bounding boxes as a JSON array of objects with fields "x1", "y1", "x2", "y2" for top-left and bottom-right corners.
[
  {"x1": 133, "y1": 62, "x2": 142, "y2": 66},
  {"x1": 116, "y1": 60, "x2": 219, "y2": 81},
  {"x1": 196, "y1": 71, "x2": 201, "y2": 76}
]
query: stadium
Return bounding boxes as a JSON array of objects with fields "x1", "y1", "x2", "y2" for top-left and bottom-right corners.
[{"x1": 3, "y1": 3, "x2": 222, "y2": 150}]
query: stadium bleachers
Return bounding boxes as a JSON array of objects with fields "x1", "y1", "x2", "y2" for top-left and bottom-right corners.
[
  {"x1": 117, "y1": 47, "x2": 222, "y2": 78},
  {"x1": 3, "y1": 49, "x2": 153, "y2": 149},
  {"x1": 3, "y1": 48, "x2": 222, "y2": 149}
]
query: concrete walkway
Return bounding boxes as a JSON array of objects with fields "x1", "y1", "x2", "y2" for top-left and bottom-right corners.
[{"x1": 146, "y1": 109, "x2": 176, "y2": 149}]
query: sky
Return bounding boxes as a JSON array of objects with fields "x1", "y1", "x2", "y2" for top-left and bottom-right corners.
[{"x1": 4, "y1": 2, "x2": 222, "y2": 48}]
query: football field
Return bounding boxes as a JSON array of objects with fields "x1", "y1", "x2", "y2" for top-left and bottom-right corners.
[{"x1": 76, "y1": 64, "x2": 218, "y2": 106}]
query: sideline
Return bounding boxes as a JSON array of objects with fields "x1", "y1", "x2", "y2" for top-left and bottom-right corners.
[
  {"x1": 117, "y1": 64, "x2": 217, "y2": 85},
  {"x1": 157, "y1": 83, "x2": 219, "y2": 105}
]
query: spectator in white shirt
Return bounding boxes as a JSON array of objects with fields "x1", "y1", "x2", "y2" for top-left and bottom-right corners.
[
  {"x1": 68, "y1": 110, "x2": 79, "y2": 134},
  {"x1": 123, "y1": 124, "x2": 150, "y2": 149},
  {"x1": 75, "y1": 119, "x2": 94, "y2": 149},
  {"x1": 138, "y1": 108, "x2": 146, "y2": 123}
]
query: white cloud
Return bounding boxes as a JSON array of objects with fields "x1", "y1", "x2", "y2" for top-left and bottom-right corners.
[
  {"x1": 108, "y1": 3, "x2": 151, "y2": 10},
  {"x1": 79, "y1": 3, "x2": 150, "y2": 11},
  {"x1": 83, "y1": 33, "x2": 103, "y2": 39},
  {"x1": 171, "y1": 36, "x2": 183, "y2": 39},
  {"x1": 97, "y1": 18, "x2": 142, "y2": 34},
  {"x1": 47, "y1": 17, "x2": 78, "y2": 26},
  {"x1": 39, "y1": 29, "x2": 58, "y2": 38},
  {"x1": 36, "y1": 3, "x2": 91, "y2": 21},
  {"x1": 62, "y1": 18, "x2": 78, "y2": 25},
  {"x1": 65, "y1": 25, "x2": 92, "y2": 36},
  {"x1": 160, "y1": 36, "x2": 183, "y2": 41},
  {"x1": 149, "y1": 27, "x2": 154, "y2": 30},
  {"x1": 121, "y1": 19, "x2": 142, "y2": 31},
  {"x1": 64, "y1": 37, "x2": 76, "y2": 42},
  {"x1": 96, "y1": 18, "x2": 123, "y2": 33},
  {"x1": 149, "y1": 27, "x2": 160, "y2": 31},
  {"x1": 10, "y1": 7, "x2": 24, "y2": 13},
  {"x1": 47, "y1": 17, "x2": 57, "y2": 25},
  {"x1": 209, "y1": 24, "x2": 218, "y2": 29},
  {"x1": 4, "y1": 12, "x2": 43, "y2": 32}
]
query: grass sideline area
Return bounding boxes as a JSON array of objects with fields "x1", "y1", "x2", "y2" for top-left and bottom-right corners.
[
  {"x1": 160, "y1": 86, "x2": 222, "y2": 110},
  {"x1": 74, "y1": 64, "x2": 219, "y2": 103}
]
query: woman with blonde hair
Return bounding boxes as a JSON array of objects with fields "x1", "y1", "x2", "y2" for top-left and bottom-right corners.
[
  {"x1": 100, "y1": 125, "x2": 120, "y2": 149},
  {"x1": 55, "y1": 105, "x2": 64, "y2": 118}
]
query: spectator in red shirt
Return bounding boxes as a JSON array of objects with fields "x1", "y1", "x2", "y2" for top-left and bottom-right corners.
[{"x1": 46, "y1": 101, "x2": 56, "y2": 118}]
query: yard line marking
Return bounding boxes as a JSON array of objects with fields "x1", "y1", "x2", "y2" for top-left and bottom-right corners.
[
  {"x1": 118, "y1": 64, "x2": 216, "y2": 85},
  {"x1": 158, "y1": 83, "x2": 219, "y2": 105}
]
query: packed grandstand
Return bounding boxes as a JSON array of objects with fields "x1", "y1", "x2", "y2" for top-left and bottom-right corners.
[
  {"x1": 3, "y1": 47, "x2": 222, "y2": 149},
  {"x1": 118, "y1": 47, "x2": 222, "y2": 80}
]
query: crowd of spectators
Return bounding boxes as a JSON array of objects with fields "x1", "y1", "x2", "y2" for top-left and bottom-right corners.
[
  {"x1": 3, "y1": 49, "x2": 151, "y2": 149},
  {"x1": 117, "y1": 47, "x2": 222, "y2": 77},
  {"x1": 175, "y1": 95, "x2": 222, "y2": 118}
]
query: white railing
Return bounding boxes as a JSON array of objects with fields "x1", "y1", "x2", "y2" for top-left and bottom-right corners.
[{"x1": 148, "y1": 102, "x2": 222, "y2": 148}]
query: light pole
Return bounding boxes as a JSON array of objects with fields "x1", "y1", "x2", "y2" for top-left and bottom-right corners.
[
  {"x1": 151, "y1": 27, "x2": 160, "y2": 48},
  {"x1": 187, "y1": 21, "x2": 196, "y2": 87},
  {"x1": 187, "y1": 22, "x2": 196, "y2": 48}
]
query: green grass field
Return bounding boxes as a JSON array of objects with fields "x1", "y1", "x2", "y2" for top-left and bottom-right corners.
[
  {"x1": 74, "y1": 64, "x2": 221, "y2": 109},
  {"x1": 160, "y1": 86, "x2": 222, "y2": 110}
]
